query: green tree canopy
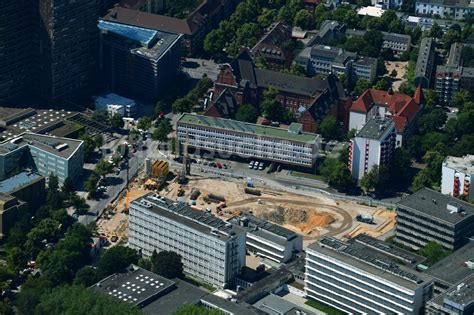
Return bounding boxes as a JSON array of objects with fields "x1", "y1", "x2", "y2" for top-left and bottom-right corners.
[
  {"x1": 97, "y1": 246, "x2": 139, "y2": 278},
  {"x1": 137, "y1": 116, "x2": 153, "y2": 131},
  {"x1": 74, "y1": 266, "x2": 98, "y2": 287},
  {"x1": 419, "y1": 241, "x2": 450, "y2": 265},
  {"x1": 294, "y1": 9, "x2": 313, "y2": 29},
  {"x1": 318, "y1": 116, "x2": 343, "y2": 140},
  {"x1": 95, "y1": 160, "x2": 114, "y2": 177},
  {"x1": 150, "y1": 250, "x2": 184, "y2": 279},
  {"x1": 152, "y1": 119, "x2": 173, "y2": 142},
  {"x1": 173, "y1": 304, "x2": 223, "y2": 315},
  {"x1": 236, "y1": 104, "x2": 258, "y2": 123},
  {"x1": 35, "y1": 285, "x2": 142, "y2": 315},
  {"x1": 319, "y1": 158, "x2": 355, "y2": 192},
  {"x1": 110, "y1": 113, "x2": 124, "y2": 129}
]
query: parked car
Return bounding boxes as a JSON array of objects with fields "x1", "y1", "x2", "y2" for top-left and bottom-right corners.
[
  {"x1": 249, "y1": 161, "x2": 255, "y2": 169},
  {"x1": 258, "y1": 162, "x2": 265, "y2": 170},
  {"x1": 216, "y1": 162, "x2": 222, "y2": 169}
]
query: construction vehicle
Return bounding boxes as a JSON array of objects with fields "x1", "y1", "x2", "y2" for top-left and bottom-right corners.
[
  {"x1": 356, "y1": 214, "x2": 374, "y2": 224},
  {"x1": 177, "y1": 187, "x2": 185, "y2": 197},
  {"x1": 152, "y1": 160, "x2": 169, "y2": 178},
  {"x1": 204, "y1": 194, "x2": 225, "y2": 203}
]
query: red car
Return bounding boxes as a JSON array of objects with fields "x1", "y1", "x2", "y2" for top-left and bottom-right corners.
[
  {"x1": 216, "y1": 162, "x2": 222, "y2": 169},
  {"x1": 261, "y1": 119, "x2": 271, "y2": 125}
]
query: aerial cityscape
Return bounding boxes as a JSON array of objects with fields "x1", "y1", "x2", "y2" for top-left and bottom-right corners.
[{"x1": 1, "y1": 0, "x2": 474, "y2": 314}]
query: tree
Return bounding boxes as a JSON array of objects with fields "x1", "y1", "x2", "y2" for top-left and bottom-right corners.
[
  {"x1": 294, "y1": 9, "x2": 313, "y2": 29},
  {"x1": 173, "y1": 304, "x2": 223, "y2": 315},
  {"x1": 172, "y1": 97, "x2": 193, "y2": 113},
  {"x1": 61, "y1": 177, "x2": 75, "y2": 198},
  {"x1": 84, "y1": 173, "x2": 99, "y2": 196},
  {"x1": 204, "y1": 28, "x2": 226, "y2": 55},
  {"x1": 35, "y1": 285, "x2": 142, "y2": 315},
  {"x1": 46, "y1": 174, "x2": 62, "y2": 209},
  {"x1": 26, "y1": 218, "x2": 60, "y2": 255},
  {"x1": 150, "y1": 250, "x2": 184, "y2": 279},
  {"x1": 376, "y1": 57, "x2": 387, "y2": 76},
  {"x1": 360, "y1": 165, "x2": 390, "y2": 193},
  {"x1": 419, "y1": 241, "x2": 450, "y2": 265},
  {"x1": 411, "y1": 169, "x2": 434, "y2": 192},
  {"x1": 429, "y1": 23, "x2": 443, "y2": 38},
  {"x1": 389, "y1": 148, "x2": 412, "y2": 188},
  {"x1": 152, "y1": 119, "x2": 173, "y2": 142},
  {"x1": 74, "y1": 266, "x2": 98, "y2": 287},
  {"x1": 374, "y1": 77, "x2": 391, "y2": 90},
  {"x1": 92, "y1": 110, "x2": 109, "y2": 123},
  {"x1": 363, "y1": 30, "x2": 384, "y2": 58},
  {"x1": 236, "y1": 104, "x2": 258, "y2": 123},
  {"x1": 318, "y1": 116, "x2": 342, "y2": 140},
  {"x1": 97, "y1": 246, "x2": 139, "y2": 278},
  {"x1": 319, "y1": 158, "x2": 355, "y2": 192},
  {"x1": 398, "y1": 81, "x2": 415, "y2": 96},
  {"x1": 261, "y1": 87, "x2": 286, "y2": 121},
  {"x1": 109, "y1": 113, "x2": 124, "y2": 129},
  {"x1": 15, "y1": 276, "x2": 54, "y2": 314},
  {"x1": 453, "y1": 90, "x2": 471, "y2": 109},
  {"x1": 442, "y1": 28, "x2": 462, "y2": 49},
  {"x1": 95, "y1": 160, "x2": 114, "y2": 177},
  {"x1": 354, "y1": 79, "x2": 370, "y2": 96},
  {"x1": 137, "y1": 116, "x2": 153, "y2": 131}
]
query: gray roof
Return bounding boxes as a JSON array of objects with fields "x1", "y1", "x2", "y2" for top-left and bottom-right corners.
[
  {"x1": 415, "y1": 37, "x2": 435, "y2": 78},
  {"x1": 356, "y1": 117, "x2": 394, "y2": 140},
  {"x1": 255, "y1": 68, "x2": 328, "y2": 97},
  {"x1": 447, "y1": 42, "x2": 463, "y2": 67},
  {"x1": 201, "y1": 294, "x2": 265, "y2": 315},
  {"x1": 397, "y1": 188, "x2": 474, "y2": 225},
  {"x1": 142, "y1": 279, "x2": 207, "y2": 315},
  {"x1": 92, "y1": 265, "x2": 175, "y2": 307},
  {"x1": 382, "y1": 32, "x2": 411, "y2": 45},
  {"x1": 354, "y1": 56, "x2": 377, "y2": 67},
  {"x1": 0, "y1": 172, "x2": 43, "y2": 194},
  {"x1": 425, "y1": 241, "x2": 474, "y2": 285},
  {"x1": 431, "y1": 274, "x2": 474, "y2": 307},
  {"x1": 228, "y1": 214, "x2": 300, "y2": 241},
  {"x1": 131, "y1": 193, "x2": 244, "y2": 241},
  {"x1": 0, "y1": 132, "x2": 83, "y2": 160},
  {"x1": 308, "y1": 236, "x2": 432, "y2": 290},
  {"x1": 415, "y1": 0, "x2": 472, "y2": 8},
  {"x1": 443, "y1": 155, "x2": 474, "y2": 174},
  {"x1": 253, "y1": 294, "x2": 315, "y2": 315}
]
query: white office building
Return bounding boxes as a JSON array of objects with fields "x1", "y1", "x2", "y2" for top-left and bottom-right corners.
[
  {"x1": 95, "y1": 93, "x2": 137, "y2": 117},
  {"x1": 129, "y1": 193, "x2": 246, "y2": 288},
  {"x1": 442, "y1": 155, "x2": 474, "y2": 200},
  {"x1": 176, "y1": 114, "x2": 320, "y2": 167},
  {"x1": 305, "y1": 235, "x2": 434, "y2": 315},
  {"x1": 228, "y1": 215, "x2": 303, "y2": 264},
  {"x1": 415, "y1": 0, "x2": 474, "y2": 21},
  {"x1": 349, "y1": 117, "x2": 396, "y2": 180}
]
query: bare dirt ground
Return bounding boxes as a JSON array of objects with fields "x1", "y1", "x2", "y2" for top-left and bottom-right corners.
[
  {"x1": 385, "y1": 61, "x2": 408, "y2": 91},
  {"x1": 98, "y1": 173, "x2": 395, "y2": 247}
]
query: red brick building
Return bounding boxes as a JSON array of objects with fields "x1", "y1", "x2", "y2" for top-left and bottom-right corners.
[{"x1": 208, "y1": 50, "x2": 348, "y2": 133}]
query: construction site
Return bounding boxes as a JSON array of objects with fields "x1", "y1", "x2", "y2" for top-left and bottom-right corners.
[{"x1": 95, "y1": 154, "x2": 397, "y2": 247}]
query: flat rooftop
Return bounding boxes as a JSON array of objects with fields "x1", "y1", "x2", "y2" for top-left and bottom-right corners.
[
  {"x1": 444, "y1": 155, "x2": 474, "y2": 174},
  {"x1": 430, "y1": 274, "x2": 474, "y2": 309},
  {"x1": 425, "y1": 241, "x2": 474, "y2": 285},
  {"x1": 0, "y1": 172, "x2": 43, "y2": 194},
  {"x1": 99, "y1": 20, "x2": 181, "y2": 60},
  {"x1": 228, "y1": 214, "x2": 300, "y2": 241},
  {"x1": 0, "y1": 132, "x2": 83, "y2": 160},
  {"x1": 132, "y1": 193, "x2": 243, "y2": 241},
  {"x1": 253, "y1": 294, "x2": 315, "y2": 315},
  {"x1": 92, "y1": 265, "x2": 175, "y2": 306},
  {"x1": 356, "y1": 117, "x2": 394, "y2": 140},
  {"x1": 178, "y1": 114, "x2": 319, "y2": 143},
  {"x1": 397, "y1": 188, "x2": 474, "y2": 225},
  {"x1": 308, "y1": 236, "x2": 431, "y2": 290}
]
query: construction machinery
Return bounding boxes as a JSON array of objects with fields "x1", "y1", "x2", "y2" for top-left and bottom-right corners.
[
  {"x1": 177, "y1": 187, "x2": 185, "y2": 197},
  {"x1": 177, "y1": 133, "x2": 190, "y2": 184},
  {"x1": 245, "y1": 188, "x2": 261, "y2": 196},
  {"x1": 152, "y1": 160, "x2": 169, "y2": 178}
]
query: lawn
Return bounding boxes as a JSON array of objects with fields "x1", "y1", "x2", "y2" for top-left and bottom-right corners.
[
  {"x1": 184, "y1": 276, "x2": 216, "y2": 292},
  {"x1": 305, "y1": 298, "x2": 347, "y2": 315}
]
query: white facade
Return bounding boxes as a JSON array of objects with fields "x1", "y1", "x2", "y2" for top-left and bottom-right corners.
[
  {"x1": 129, "y1": 194, "x2": 246, "y2": 288},
  {"x1": 349, "y1": 118, "x2": 396, "y2": 180},
  {"x1": 348, "y1": 111, "x2": 366, "y2": 132},
  {"x1": 415, "y1": 0, "x2": 474, "y2": 20},
  {"x1": 177, "y1": 115, "x2": 320, "y2": 167},
  {"x1": 441, "y1": 155, "x2": 474, "y2": 200},
  {"x1": 95, "y1": 93, "x2": 137, "y2": 117},
  {"x1": 305, "y1": 240, "x2": 433, "y2": 315}
]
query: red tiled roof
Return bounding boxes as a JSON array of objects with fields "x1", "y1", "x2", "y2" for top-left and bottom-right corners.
[{"x1": 351, "y1": 89, "x2": 421, "y2": 133}]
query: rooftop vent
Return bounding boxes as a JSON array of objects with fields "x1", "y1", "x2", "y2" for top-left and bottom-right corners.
[{"x1": 447, "y1": 203, "x2": 462, "y2": 213}]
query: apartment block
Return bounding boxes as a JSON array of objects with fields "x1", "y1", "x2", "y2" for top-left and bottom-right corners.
[
  {"x1": 228, "y1": 215, "x2": 303, "y2": 264},
  {"x1": 349, "y1": 117, "x2": 396, "y2": 180},
  {"x1": 436, "y1": 43, "x2": 474, "y2": 105},
  {"x1": 0, "y1": 133, "x2": 84, "y2": 183},
  {"x1": 442, "y1": 155, "x2": 474, "y2": 201},
  {"x1": 395, "y1": 188, "x2": 474, "y2": 251},
  {"x1": 415, "y1": 0, "x2": 474, "y2": 20},
  {"x1": 99, "y1": 20, "x2": 182, "y2": 102},
  {"x1": 305, "y1": 235, "x2": 433, "y2": 315},
  {"x1": 176, "y1": 114, "x2": 320, "y2": 168},
  {"x1": 129, "y1": 193, "x2": 246, "y2": 288},
  {"x1": 349, "y1": 87, "x2": 424, "y2": 147},
  {"x1": 415, "y1": 37, "x2": 437, "y2": 88},
  {"x1": 345, "y1": 29, "x2": 412, "y2": 54}
]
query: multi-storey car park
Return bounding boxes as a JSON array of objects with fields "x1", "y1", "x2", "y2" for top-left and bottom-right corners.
[
  {"x1": 395, "y1": 188, "x2": 474, "y2": 251},
  {"x1": 305, "y1": 235, "x2": 433, "y2": 315},
  {"x1": 129, "y1": 193, "x2": 246, "y2": 288},
  {"x1": 176, "y1": 114, "x2": 320, "y2": 168}
]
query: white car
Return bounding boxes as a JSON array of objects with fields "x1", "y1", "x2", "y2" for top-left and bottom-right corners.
[
  {"x1": 258, "y1": 162, "x2": 265, "y2": 170},
  {"x1": 249, "y1": 161, "x2": 255, "y2": 169}
]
